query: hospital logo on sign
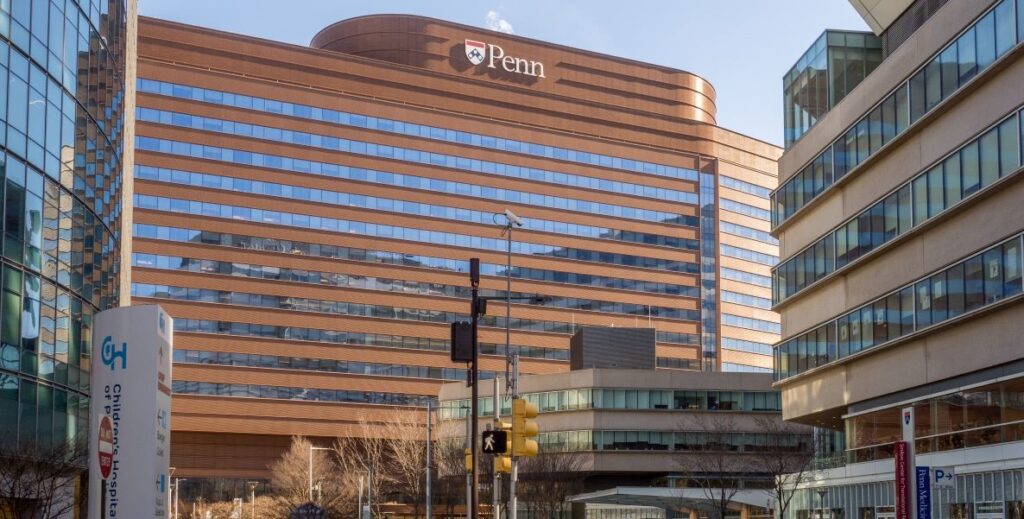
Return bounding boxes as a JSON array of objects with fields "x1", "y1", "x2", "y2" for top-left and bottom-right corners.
[{"x1": 465, "y1": 39, "x2": 486, "y2": 65}]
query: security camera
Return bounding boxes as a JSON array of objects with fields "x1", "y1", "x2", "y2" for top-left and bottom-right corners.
[{"x1": 504, "y1": 209, "x2": 524, "y2": 227}]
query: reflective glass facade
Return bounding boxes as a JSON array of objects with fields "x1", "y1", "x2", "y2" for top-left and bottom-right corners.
[
  {"x1": 773, "y1": 0, "x2": 1024, "y2": 228},
  {"x1": 775, "y1": 233, "x2": 1023, "y2": 380},
  {"x1": 774, "y1": 109, "x2": 1023, "y2": 304},
  {"x1": 783, "y1": 31, "x2": 882, "y2": 148},
  {"x1": 0, "y1": 0, "x2": 127, "y2": 452}
]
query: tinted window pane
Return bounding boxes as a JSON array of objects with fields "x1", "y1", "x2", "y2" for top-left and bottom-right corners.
[
  {"x1": 837, "y1": 315, "x2": 849, "y2": 357},
  {"x1": 900, "y1": 287, "x2": 915, "y2": 333},
  {"x1": 924, "y1": 58, "x2": 942, "y2": 111},
  {"x1": 883, "y1": 192, "x2": 898, "y2": 242},
  {"x1": 944, "y1": 154, "x2": 962, "y2": 207},
  {"x1": 897, "y1": 185, "x2": 913, "y2": 234},
  {"x1": 983, "y1": 248, "x2": 1004, "y2": 303},
  {"x1": 927, "y1": 165, "x2": 944, "y2": 218},
  {"x1": 886, "y1": 292, "x2": 902, "y2": 341},
  {"x1": 994, "y1": 0, "x2": 1015, "y2": 56},
  {"x1": 976, "y1": 12, "x2": 997, "y2": 69},
  {"x1": 1005, "y1": 239, "x2": 1023, "y2": 297},
  {"x1": 999, "y1": 116, "x2": 1019, "y2": 176},
  {"x1": 912, "y1": 176, "x2": 928, "y2": 225},
  {"x1": 895, "y1": 84, "x2": 910, "y2": 133},
  {"x1": 962, "y1": 141, "x2": 981, "y2": 195},
  {"x1": 931, "y1": 271, "x2": 948, "y2": 324},
  {"x1": 940, "y1": 44, "x2": 959, "y2": 97},
  {"x1": 916, "y1": 280, "x2": 932, "y2": 328},
  {"x1": 909, "y1": 70, "x2": 927, "y2": 122},
  {"x1": 965, "y1": 255, "x2": 985, "y2": 311},
  {"x1": 979, "y1": 128, "x2": 1000, "y2": 187},
  {"x1": 947, "y1": 263, "x2": 966, "y2": 319},
  {"x1": 957, "y1": 27, "x2": 978, "y2": 85}
]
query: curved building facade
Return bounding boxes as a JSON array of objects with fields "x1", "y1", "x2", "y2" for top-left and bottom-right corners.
[
  {"x1": 131, "y1": 14, "x2": 780, "y2": 490},
  {"x1": 0, "y1": 0, "x2": 130, "y2": 456}
]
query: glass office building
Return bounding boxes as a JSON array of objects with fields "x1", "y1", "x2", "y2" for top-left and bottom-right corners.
[
  {"x1": 773, "y1": 1, "x2": 1024, "y2": 518},
  {"x1": 131, "y1": 14, "x2": 780, "y2": 490},
  {"x1": 0, "y1": 0, "x2": 129, "y2": 455},
  {"x1": 783, "y1": 30, "x2": 882, "y2": 148}
]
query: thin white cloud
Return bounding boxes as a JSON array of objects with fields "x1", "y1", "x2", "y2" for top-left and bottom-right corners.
[{"x1": 485, "y1": 10, "x2": 515, "y2": 34}]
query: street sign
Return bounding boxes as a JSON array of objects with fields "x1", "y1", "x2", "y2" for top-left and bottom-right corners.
[
  {"x1": 932, "y1": 466, "x2": 955, "y2": 489},
  {"x1": 482, "y1": 430, "x2": 508, "y2": 454},
  {"x1": 97, "y1": 415, "x2": 113, "y2": 479},
  {"x1": 916, "y1": 466, "x2": 931, "y2": 519},
  {"x1": 290, "y1": 502, "x2": 328, "y2": 519}
]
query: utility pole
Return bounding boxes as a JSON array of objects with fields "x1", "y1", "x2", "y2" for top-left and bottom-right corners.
[
  {"x1": 493, "y1": 377, "x2": 502, "y2": 519},
  {"x1": 426, "y1": 401, "x2": 433, "y2": 519},
  {"x1": 470, "y1": 258, "x2": 481, "y2": 519},
  {"x1": 509, "y1": 356, "x2": 519, "y2": 519},
  {"x1": 465, "y1": 406, "x2": 471, "y2": 517}
]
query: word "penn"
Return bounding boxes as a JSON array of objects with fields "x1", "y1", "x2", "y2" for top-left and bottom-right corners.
[{"x1": 487, "y1": 44, "x2": 545, "y2": 78}]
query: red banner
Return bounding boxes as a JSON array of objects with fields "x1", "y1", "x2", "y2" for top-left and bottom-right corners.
[{"x1": 895, "y1": 441, "x2": 909, "y2": 519}]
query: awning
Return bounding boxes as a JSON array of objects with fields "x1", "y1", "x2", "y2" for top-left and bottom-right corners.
[{"x1": 569, "y1": 487, "x2": 771, "y2": 512}]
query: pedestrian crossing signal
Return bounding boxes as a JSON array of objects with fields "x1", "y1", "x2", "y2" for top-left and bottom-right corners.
[{"x1": 481, "y1": 430, "x2": 508, "y2": 454}]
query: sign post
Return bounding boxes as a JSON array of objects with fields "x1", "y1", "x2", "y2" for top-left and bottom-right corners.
[
  {"x1": 916, "y1": 466, "x2": 931, "y2": 519},
  {"x1": 896, "y1": 407, "x2": 917, "y2": 519},
  {"x1": 87, "y1": 305, "x2": 174, "y2": 519}
]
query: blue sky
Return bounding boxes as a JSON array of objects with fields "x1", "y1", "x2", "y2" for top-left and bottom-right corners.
[{"x1": 139, "y1": 0, "x2": 869, "y2": 147}]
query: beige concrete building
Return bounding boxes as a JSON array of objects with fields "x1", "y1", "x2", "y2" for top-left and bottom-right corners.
[
  {"x1": 439, "y1": 367, "x2": 806, "y2": 517},
  {"x1": 771, "y1": 0, "x2": 1024, "y2": 517}
]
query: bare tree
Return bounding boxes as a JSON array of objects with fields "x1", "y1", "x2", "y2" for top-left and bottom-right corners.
[
  {"x1": 433, "y1": 422, "x2": 469, "y2": 518},
  {"x1": 269, "y1": 436, "x2": 355, "y2": 517},
  {"x1": 517, "y1": 451, "x2": 586, "y2": 519},
  {"x1": 335, "y1": 419, "x2": 399, "y2": 517},
  {"x1": 675, "y1": 414, "x2": 747, "y2": 519},
  {"x1": 380, "y1": 410, "x2": 429, "y2": 518},
  {"x1": 0, "y1": 439, "x2": 87, "y2": 519},
  {"x1": 749, "y1": 417, "x2": 816, "y2": 519}
]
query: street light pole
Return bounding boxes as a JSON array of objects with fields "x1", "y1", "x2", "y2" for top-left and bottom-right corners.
[
  {"x1": 173, "y1": 477, "x2": 186, "y2": 519},
  {"x1": 426, "y1": 401, "x2": 433, "y2": 519},
  {"x1": 308, "y1": 445, "x2": 331, "y2": 502},
  {"x1": 248, "y1": 481, "x2": 258, "y2": 519}
]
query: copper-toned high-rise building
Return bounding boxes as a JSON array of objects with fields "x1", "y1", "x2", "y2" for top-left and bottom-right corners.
[{"x1": 129, "y1": 15, "x2": 780, "y2": 487}]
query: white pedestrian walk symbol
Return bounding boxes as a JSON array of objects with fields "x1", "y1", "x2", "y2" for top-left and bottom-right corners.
[{"x1": 482, "y1": 430, "x2": 506, "y2": 453}]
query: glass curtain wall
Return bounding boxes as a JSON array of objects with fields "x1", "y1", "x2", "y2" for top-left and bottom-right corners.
[{"x1": 0, "y1": 0, "x2": 127, "y2": 453}]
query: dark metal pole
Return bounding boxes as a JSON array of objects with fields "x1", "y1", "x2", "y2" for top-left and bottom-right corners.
[{"x1": 470, "y1": 258, "x2": 481, "y2": 519}]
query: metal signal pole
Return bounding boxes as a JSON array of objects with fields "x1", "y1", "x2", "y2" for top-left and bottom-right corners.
[
  {"x1": 426, "y1": 401, "x2": 432, "y2": 519},
  {"x1": 470, "y1": 258, "x2": 482, "y2": 519},
  {"x1": 509, "y1": 355, "x2": 520, "y2": 519}
]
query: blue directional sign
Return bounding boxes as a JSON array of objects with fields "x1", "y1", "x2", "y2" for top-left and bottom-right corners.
[{"x1": 916, "y1": 466, "x2": 931, "y2": 519}]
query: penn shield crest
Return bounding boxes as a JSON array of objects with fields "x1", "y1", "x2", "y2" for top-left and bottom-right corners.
[{"x1": 465, "y1": 39, "x2": 486, "y2": 65}]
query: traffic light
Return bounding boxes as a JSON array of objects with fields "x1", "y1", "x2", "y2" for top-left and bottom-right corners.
[
  {"x1": 493, "y1": 418, "x2": 512, "y2": 473},
  {"x1": 465, "y1": 447, "x2": 473, "y2": 473},
  {"x1": 494, "y1": 455, "x2": 512, "y2": 473},
  {"x1": 450, "y1": 321, "x2": 473, "y2": 362},
  {"x1": 511, "y1": 398, "x2": 539, "y2": 457}
]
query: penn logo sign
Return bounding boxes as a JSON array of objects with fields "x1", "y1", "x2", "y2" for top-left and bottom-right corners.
[{"x1": 464, "y1": 39, "x2": 546, "y2": 78}]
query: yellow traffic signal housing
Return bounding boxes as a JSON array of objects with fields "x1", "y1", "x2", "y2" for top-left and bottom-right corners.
[
  {"x1": 511, "y1": 398, "x2": 539, "y2": 457},
  {"x1": 494, "y1": 455, "x2": 512, "y2": 473},
  {"x1": 465, "y1": 447, "x2": 473, "y2": 473}
]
